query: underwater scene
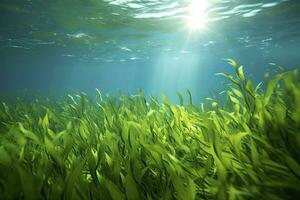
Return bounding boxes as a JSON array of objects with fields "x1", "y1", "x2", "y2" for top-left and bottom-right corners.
[{"x1": 0, "y1": 0, "x2": 300, "y2": 199}]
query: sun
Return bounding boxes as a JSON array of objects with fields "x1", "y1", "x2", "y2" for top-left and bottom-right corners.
[{"x1": 187, "y1": 0, "x2": 209, "y2": 31}]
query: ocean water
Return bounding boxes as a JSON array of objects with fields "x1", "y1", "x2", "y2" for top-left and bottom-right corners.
[
  {"x1": 1, "y1": 1, "x2": 300, "y2": 199},
  {"x1": 0, "y1": 0, "x2": 300, "y2": 100}
]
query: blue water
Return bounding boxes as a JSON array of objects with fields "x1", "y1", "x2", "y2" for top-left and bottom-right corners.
[{"x1": 0, "y1": 0, "x2": 300, "y2": 102}]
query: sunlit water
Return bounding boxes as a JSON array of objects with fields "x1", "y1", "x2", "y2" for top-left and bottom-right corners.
[{"x1": 0, "y1": 0, "x2": 299, "y2": 101}]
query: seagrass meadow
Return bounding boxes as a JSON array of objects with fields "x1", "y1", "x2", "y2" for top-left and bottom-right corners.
[{"x1": 0, "y1": 60, "x2": 299, "y2": 200}]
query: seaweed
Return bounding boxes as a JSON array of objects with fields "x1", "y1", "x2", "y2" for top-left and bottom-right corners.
[{"x1": 0, "y1": 60, "x2": 299, "y2": 200}]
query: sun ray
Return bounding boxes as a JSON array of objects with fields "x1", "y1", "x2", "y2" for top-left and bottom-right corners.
[{"x1": 187, "y1": 0, "x2": 209, "y2": 31}]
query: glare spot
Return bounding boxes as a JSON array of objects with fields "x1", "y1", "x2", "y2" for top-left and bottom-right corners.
[
  {"x1": 129, "y1": 57, "x2": 139, "y2": 60},
  {"x1": 187, "y1": 0, "x2": 209, "y2": 31},
  {"x1": 62, "y1": 54, "x2": 74, "y2": 57},
  {"x1": 262, "y1": 2, "x2": 279, "y2": 8},
  {"x1": 127, "y1": 3, "x2": 144, "y2": 9},
  {"x1": 68, "y1": 33, "x2": 89, "y2": 39},
  {"x1": 119, "y1": 46, "x2": 132, "y2": 51},
  {"x1": 242, "y1": 9, "x2": 261, "y2": 17}
]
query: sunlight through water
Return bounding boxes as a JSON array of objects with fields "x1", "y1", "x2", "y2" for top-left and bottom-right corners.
[{"x1": 186, "y1": 0, "x2": 209, "y2": 31}]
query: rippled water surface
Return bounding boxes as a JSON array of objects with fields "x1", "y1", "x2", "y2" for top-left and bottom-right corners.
[{"x1": 0, "y1": 0, "x2": 300, "y2": 99}]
